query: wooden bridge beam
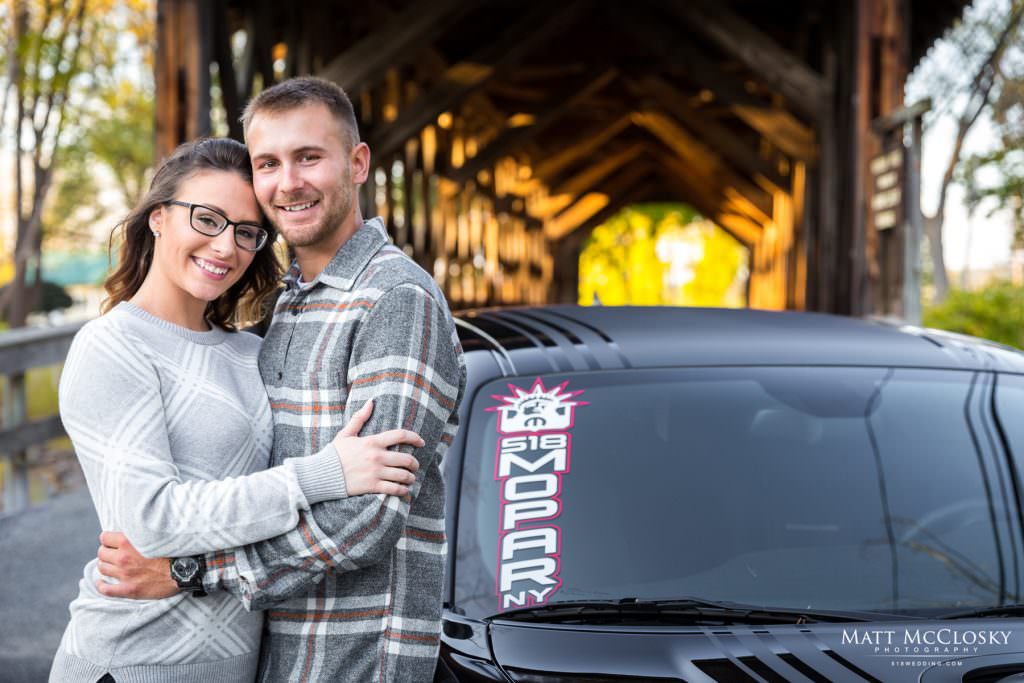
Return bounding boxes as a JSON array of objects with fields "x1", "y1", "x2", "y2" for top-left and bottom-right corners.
[
  {"x1": 369, "y1": 0, "x2": 586, "y2": 159},
  {"x1": 732, "y1": 106, "x2": 817, "y2": 163},
  {"x1": 617, "y1": 8, "x2": 768, "y2": 111},
  {"x1": 545, "y1": 161, "x2": 654, "y2": 240},
  {"x1": 318, "y1": 0, "x2": 469, "y2": 93},
  {"x1": 448, "y1": 68, "x2": 618, "y2": 185},
  {"x1": 530, "y1": 141, "x2": 648, "y2": 220},
  {"x1": 632, "y1": 110, "x2": 772, "y2": 219},
  {"x1": 551, "y1": 142, "x2": 647, "y2": 200},
  {"x1": 663, "y1": 0, "x2": 829, "y2": 121},
  {"x1": 655, "y1": 154, "x2": 760, "y2": 247},
  {"x1": 531, "y1": 114, "x2": 632, "y2": 184},
  {"x1": 619, "y1": 7, "x2": 816, "y2": 163},
  {"x1": 631, "y1": 76, "x2": 789, "y2": 193}
]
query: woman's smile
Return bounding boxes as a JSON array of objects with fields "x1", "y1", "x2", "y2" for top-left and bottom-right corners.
[{"x1": 191, "y1": 255, "x2": 231, "y2": 279}]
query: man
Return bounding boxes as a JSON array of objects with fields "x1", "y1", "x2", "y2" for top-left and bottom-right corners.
[{"x1": 97, "y1": 77, "x2": 466, "y2": 682}]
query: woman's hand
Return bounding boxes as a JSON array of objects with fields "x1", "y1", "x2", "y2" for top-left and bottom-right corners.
[{"x1": 333, "y1": 400, "x2": 425, "y2": 496}]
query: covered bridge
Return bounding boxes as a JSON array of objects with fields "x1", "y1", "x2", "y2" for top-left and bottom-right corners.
[{"x1": 155, "y1": 0, "x2": 967, "y2": 317}]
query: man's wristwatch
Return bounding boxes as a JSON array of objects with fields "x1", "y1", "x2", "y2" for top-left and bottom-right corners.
[{"x1": 169, "y1": 555, "x2": 207, "y2": 597}]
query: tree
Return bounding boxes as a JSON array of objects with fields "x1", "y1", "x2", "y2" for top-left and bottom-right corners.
[
  {"x1": 48, "y1": 0, "x2": 154, "y2": 250},
  {"x1": 45, "y1": 79, "x2": 154, "y2": 246},
  {"x1": 910, "y1": 0, "x2": 1024, "y2": 302},
  {"x1": 85, "y1": 81, "x2": 153, "y2": 210},
  {"x1": 958, "y1": 56, "x2": 1024, "y2": 252},
  {"x1": 4, "y1": 1, "x2": 86, "y2": 326},
  {"x1": 0, "y1": 0, "x2": 153, "y2": 327}
]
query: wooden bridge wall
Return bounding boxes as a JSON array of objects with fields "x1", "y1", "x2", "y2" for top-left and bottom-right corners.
[{"x1": 155, "y1": 0, "x2": 963, "y2": 315}]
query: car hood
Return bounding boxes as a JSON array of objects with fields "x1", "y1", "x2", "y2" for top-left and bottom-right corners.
[{"x1": 486, "y1": 618, "x2": 1024, "y2": 682}]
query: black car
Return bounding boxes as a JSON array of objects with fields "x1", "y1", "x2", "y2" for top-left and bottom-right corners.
[{"x1": 436, "y1": 305, "x2": 1024, "y2": 683}]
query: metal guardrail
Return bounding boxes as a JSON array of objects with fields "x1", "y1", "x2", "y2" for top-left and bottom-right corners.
[{"x1": 0, "y1": 321, "x2": 86, "y2": 513}]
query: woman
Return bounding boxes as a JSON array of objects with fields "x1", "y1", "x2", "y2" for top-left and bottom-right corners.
[{"x1": 49, "y1": 138, "x2": 422, "y2": 683}]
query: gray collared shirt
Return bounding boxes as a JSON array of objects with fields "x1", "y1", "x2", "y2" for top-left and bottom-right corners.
[{"x1": 204, "y1": 218, "x2": 466, "y2": 682}]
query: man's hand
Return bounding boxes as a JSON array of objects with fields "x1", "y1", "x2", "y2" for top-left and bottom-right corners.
[{"x1": 95, "y1": 531, "x2": 180, "y2": 599}]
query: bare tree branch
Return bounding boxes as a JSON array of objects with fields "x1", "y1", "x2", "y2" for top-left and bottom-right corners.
[
  {"x1": 3, "y1": 1, "x2": 27, "y2": 323},
  {"x1": 0, "y1": 4, "x2": 11, "y2": 142},
  {"x1": 926, "y1": 0, "x2": 1024, "y2": 302},
  {"x1": 25, "y1": 0, "x2": 55, "y2": 131},
  {"x1": 34, "y1": 2, "x2": 82, "y2": 165}
]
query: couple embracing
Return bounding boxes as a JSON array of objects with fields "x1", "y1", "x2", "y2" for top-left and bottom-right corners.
[{"x1": 50, "y1": 76, "x2": 465, "y2": 683}]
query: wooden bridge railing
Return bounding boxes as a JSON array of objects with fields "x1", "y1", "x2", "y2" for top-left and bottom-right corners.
[{"x1": 0, "y1": 321, "x2": 86, "y2": 514}]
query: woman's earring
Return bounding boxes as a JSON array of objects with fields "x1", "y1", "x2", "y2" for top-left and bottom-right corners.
[{"x1": 152, "y1": 230, "x2": 161, "y2": 237}]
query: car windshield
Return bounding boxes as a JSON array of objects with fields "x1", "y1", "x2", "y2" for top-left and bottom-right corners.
[{"x1": 453, "y1": 367, "x2": 1023, "y2": 619}]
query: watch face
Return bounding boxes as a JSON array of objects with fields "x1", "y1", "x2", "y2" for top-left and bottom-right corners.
[{"x1": 172, "y1": 557, "x2": 200, "y2": 583}]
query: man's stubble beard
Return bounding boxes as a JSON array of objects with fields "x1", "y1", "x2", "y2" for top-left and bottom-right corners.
[{"x1": 271, "y1": 167, "x2": 354, "y2": 248}]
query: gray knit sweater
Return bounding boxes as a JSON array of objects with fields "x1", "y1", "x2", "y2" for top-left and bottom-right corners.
[{"x1": 49, "y1": 301, "x2": 348, "y2": 683}]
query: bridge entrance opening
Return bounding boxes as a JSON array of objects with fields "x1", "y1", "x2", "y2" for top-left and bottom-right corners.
[{"x1": 577, "y1": 204, "x2": 749, "y2": 308}]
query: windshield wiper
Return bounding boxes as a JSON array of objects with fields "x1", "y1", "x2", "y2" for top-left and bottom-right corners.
[
  {"x1": 939, "y1": 604, "x2": 1024, "y2": 619},
  {"x1": 491, "y1": 597, "x2": 893, "y2": 625}
]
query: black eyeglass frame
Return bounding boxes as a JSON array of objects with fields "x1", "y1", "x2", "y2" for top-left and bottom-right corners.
[{"x1": 166, "y1": 200, "x2": 270, "y2": 252}]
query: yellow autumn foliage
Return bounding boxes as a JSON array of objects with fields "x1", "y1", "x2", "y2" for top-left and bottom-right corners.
[
  {"x1": 0, "y1": 253, "x2": 12, "y2": 288},
  {"x1": 578, "y1": 204, "x2": 748, "y2": 307}
]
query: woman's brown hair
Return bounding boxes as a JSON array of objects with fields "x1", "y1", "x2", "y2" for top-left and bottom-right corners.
[{"x1": 103, "y1": 138, "x2": 281, "y2": 330}]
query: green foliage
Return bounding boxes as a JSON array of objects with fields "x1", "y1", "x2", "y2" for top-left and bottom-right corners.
[
  {"x1": 46, "y1": 79, "x2": 154, "y2": 245},
  {"x1": 952, "y1": 2, "x2": 1024, "y2": 248},
  {"x1": 88, "y1": 81, "x2": 154, "y2": 208},
  {"x1": 43, "y1": 7, "x2": 155, "y2": 248},
  {"x1": 923, "y1": 281, "x2": 1024, "y2": 348},
  {"x1": 578, "y1": 203, "x2": 748, "y2": 307},
  {"x1": 46, "y1": 140, "x2": 104, "y2": 243}
]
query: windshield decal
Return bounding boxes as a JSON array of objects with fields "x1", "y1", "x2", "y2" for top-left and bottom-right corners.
[{"x1": 488, "y1": 378, "x2": 587, "y2": 610}]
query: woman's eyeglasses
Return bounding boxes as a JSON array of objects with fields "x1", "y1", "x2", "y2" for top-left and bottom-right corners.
[{"x1": 167, "y1": 200, "x2": 269, "y2": 252}]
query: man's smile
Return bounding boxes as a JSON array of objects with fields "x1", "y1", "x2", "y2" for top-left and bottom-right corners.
[{"x1": 278, "y1": 199, "x2": 320, "y2": 213}]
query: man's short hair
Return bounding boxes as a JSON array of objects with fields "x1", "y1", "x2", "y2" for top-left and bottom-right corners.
[{"x1": 241, "y1": 76, "x2": 360, "y2": 149}]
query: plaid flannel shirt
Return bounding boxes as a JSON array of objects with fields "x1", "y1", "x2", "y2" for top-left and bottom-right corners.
[{"x1": 203, "y1": 218, "x2": 466, "y2": 683}]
